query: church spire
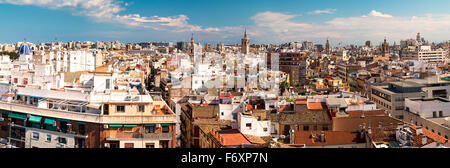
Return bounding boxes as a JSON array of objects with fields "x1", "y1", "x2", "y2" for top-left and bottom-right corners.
[{"x1": 244, "y1": 28, "x2": 248, "y2": 38}]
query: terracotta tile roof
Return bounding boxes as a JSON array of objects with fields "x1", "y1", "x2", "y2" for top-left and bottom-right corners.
[
  {"x1": 279, "y1": 105, "x2": 294, "y2": 112},
  {"x1": 294, "y1": 131, "x2": 364, "y2": 146},
  {"x1": 307, "y1": 102, "x2": 324, "y2": 110},
  {"x1": 243, "y1": 134, "x2": 269, "y2": 144},
  {"x1": 295, "y1": 100, "x2": 307, "y2": 105},
  {"x1": 347, "y1": 110, "x2": 386, "y2": 117},
  {"x1": 333, "y1": 116, "x2": 403, "y2": 132},
  {"x1": 215, "y1": 130, "x2": 251, "y2": 146},
  {"x1": 400, "y1": 119, "x2": 448, "y2": 144}
]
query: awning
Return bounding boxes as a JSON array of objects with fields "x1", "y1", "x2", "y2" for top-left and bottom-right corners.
[
  {"x1": 77, "y1": 121, "x2": 87, "y2": 125},
  {"x1": 109, "y1": 124, "x2": 123, "y2": 128},
  {"x1": 28, "y1": 115, "x2": 43, "y2": 123},
  {"x1": 161, "y1": 124, "x2": 171, "y2": 126},
  {"x1": 58, "y1": 119, "x2": 70, "y2": 123},
  {"x1": 8, "y1": 112, "x2": 27, "y2": 120},
  {"x1": 123, "y1": 124, "x2": 137, "y2": 128},
  {"x1": 144, "y1": 124, "x2": 156, "y2": 127},
  {"x1": 16, "y1": 94, "x2": 45, "y2": 99},
  {"x1": 44, "y1": 118, "x2": 56, "y2": 125}
]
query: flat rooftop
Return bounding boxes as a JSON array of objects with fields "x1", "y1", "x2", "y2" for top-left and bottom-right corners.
[{"x1": 409, "y1": 98, "x2": 450, "y2": 104}]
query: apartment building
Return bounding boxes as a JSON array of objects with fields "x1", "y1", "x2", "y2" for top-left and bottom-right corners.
[
  {"x1": 0, "y1": 44, "x2": 177, "y2": 148},
  {"x1": 401, "y1": 46, "x2": 447, "y2": 63}
]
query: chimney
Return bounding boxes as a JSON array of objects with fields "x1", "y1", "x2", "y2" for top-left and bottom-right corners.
[
  {"x1": 416, "y1": 126, "x2": 422, "y2": 135},
  {"x1": 422, "y1": 135, "x2": 427, "y2": 146}
]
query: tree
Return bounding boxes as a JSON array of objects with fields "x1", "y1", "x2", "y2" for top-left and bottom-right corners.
[
  {"x1": 280, "y1": 81, "x2": 290, "y2": 95},
  {"x1": 0, "y1": 51, "x2": 20, "y2": 61}
]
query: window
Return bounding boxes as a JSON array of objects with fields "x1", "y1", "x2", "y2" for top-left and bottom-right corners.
[
  {"x1": 58, "y1": 137, "x2": 67, "y2": 144},
  {"x1": 303, "y1": 126, "x2": 309, "y2": 131},
  {"x1": 263, "y1": 128, "x2": 268, "y2": 132},
  {"x1": 116, "y1": 105, "x2": 125, "y2": 112},
  {"x1": 323, "y1": 126, "x2": 329, "y2": 131},
  {"x1": 138, "y1": 105, "x2": 145, "y2": 112},
  {"x1": 146, "y1": 126, "x2": 155, "y2": 133},
  {"x1": 160, "y1": 140, "x2": 169, "y2": 148},
  {"x1": 313, "y1": 125, "x2": 318, "y2": 131},
  {"x1": 105, "y1": 79, "x2": 111, "y2": 89},
  {"x1": 124, "y1": 143, "x2": 134, "y2": 148},
  {"x1": 246, "y1": 123, "x2": 252, "y2": 129},
  {"x1": 145, "y1": 143, "x2": 155, "y2": 148},
  {"x1": 439, "y1": 111, "x2": 443, "y2": 117},
  {"x1": 162, "y1": 126, "x2": 170, "y2": 133},
  {"x1": 32, "y1": 132, "x2": 39, "y2": 140},
  {"x1": 103, "y1": 104, "x2": 109, "y2": 115},
  {"x1": 46, "y1": 134, "x2": 51, "y2": 142},
  {"x1": 433, "y1": 112, "x2": 437, "y2": 118}
]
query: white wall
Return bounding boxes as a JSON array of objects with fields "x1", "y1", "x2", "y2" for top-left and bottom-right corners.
[
  {"x1": 238, "y1": 112, "x2": 271, "y2": 137},
  {"x1": 405, "y1": 99, "x2": 450, "y2": 118}
]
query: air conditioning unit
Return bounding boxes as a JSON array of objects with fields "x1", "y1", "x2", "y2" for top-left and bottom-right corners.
[
  {"x1": 0, "y1": 117, "x2": 4, "y2": 122},
  {"x1": 133, "y1": 96, "x2": 140, "y2": 101},
  {"x1": 156, "y1": 124, "x2": 161, "y2": 128},
  {"x1": 103, "y1": 124, "x2": 109, "y2": 129},
  {"x1": 104, "y1": 143, "x2": 110, "y2": 148},
  {"x1": 125, "y1": 96, "x2": 132, "y2": 101}
]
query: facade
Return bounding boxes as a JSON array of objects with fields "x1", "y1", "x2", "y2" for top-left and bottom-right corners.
[
  {"x1": 402, "y1": 97, "x2": 450, "y2": 139},
  {"x1": 401, "y1": 46, "x2": 447, "y2": 63}
]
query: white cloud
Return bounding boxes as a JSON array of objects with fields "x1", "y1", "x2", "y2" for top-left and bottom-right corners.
[
  {"x1": 0, "y1": 0, "x2": 225, "y2": 33},
  {"x1": 247, "y1": 10, "x2": 450, "y2": 44},
  {"x1": 363, "y1": 10, "x2": 393, "y2": 18},
  {"x1": 308, "y1": 9, "x2": 336, "y2": 15}
]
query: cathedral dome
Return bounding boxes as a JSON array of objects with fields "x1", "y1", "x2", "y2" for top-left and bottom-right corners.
[{"x1": 18, "y1": 44, "x2": 31, "y2": 55}]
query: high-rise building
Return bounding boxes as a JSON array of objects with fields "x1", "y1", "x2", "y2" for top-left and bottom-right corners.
[{"x1": 241, "y1": 29, "x2": 250, "y2": 55}]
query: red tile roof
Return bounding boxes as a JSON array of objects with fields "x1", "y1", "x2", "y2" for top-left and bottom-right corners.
[
  {"x1": 347, "y1": 110, "x2": 386, "y2": 117},
  {"x1": 294, "y1": 131, "x2": 363, "y2": 146},
  {"x1": 307, "y1": 102, "x2": 324, "y2": 110},
  {"x1": 216, "y1": 130, "x2": 252, "y2": 146}
]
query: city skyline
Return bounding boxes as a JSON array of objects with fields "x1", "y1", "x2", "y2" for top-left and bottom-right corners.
[{"x1": 0, "y1": 0, "x2": 449, "y2": 45}]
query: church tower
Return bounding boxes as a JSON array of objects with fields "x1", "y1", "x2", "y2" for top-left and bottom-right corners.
[
  {"x1": 325, "y1": 38, "x2": 330, "y2": 54},
  {"x1": 241, "y1": 29, "x2": 250, "y2": 55},
  {"x1": 190, "y1": 33, "x2": 195, "y2": 54},
  {"x1": 416, "y1": 32, "x2": 421, "y2": 43},
  {"x1": 381, "y1": 38, "x2": 390, "y2": 57}
]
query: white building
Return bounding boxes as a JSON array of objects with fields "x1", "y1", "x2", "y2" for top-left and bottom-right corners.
[
  {"x1": 405, "y1": 98, "x2": 450, "y2": 119},
  {"x1": 237, "y1": 112, "x2": 271, "y2": 137},
  {"x1": 401, "y1": 46, "x2": 447, "y2": 63}
]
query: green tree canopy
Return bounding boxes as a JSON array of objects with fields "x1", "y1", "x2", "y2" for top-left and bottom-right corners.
[{"x1": 0, "y1": 51, "x2": 20, "y2": 61}]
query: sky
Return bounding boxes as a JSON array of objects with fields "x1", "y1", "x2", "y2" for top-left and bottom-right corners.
[{"x1": 0, "y1": 0, "x2": 449, "y2": 46}]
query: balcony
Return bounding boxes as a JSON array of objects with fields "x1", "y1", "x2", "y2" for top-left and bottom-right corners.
[
  {"x1": 0, "y1": 101, "x2": 101, "y2": 123},
  {"x1": 106, "y1": 132, "x2": 173, "y2": 141},
  {"x1": 100, "y1": 115, "x2": 176, "y2": 124},
  {"x1": 0, "y1": 101, "x2": 177, "y2": 125}
]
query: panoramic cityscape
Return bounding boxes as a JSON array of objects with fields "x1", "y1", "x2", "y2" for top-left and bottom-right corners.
[{"x1": 0, "y1": 0, "x2": 449, "y2": 149}]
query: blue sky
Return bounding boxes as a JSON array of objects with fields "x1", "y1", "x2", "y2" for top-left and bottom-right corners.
[{"x1": 0, "y1": 0, "x2": 449, "y2": 45}]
